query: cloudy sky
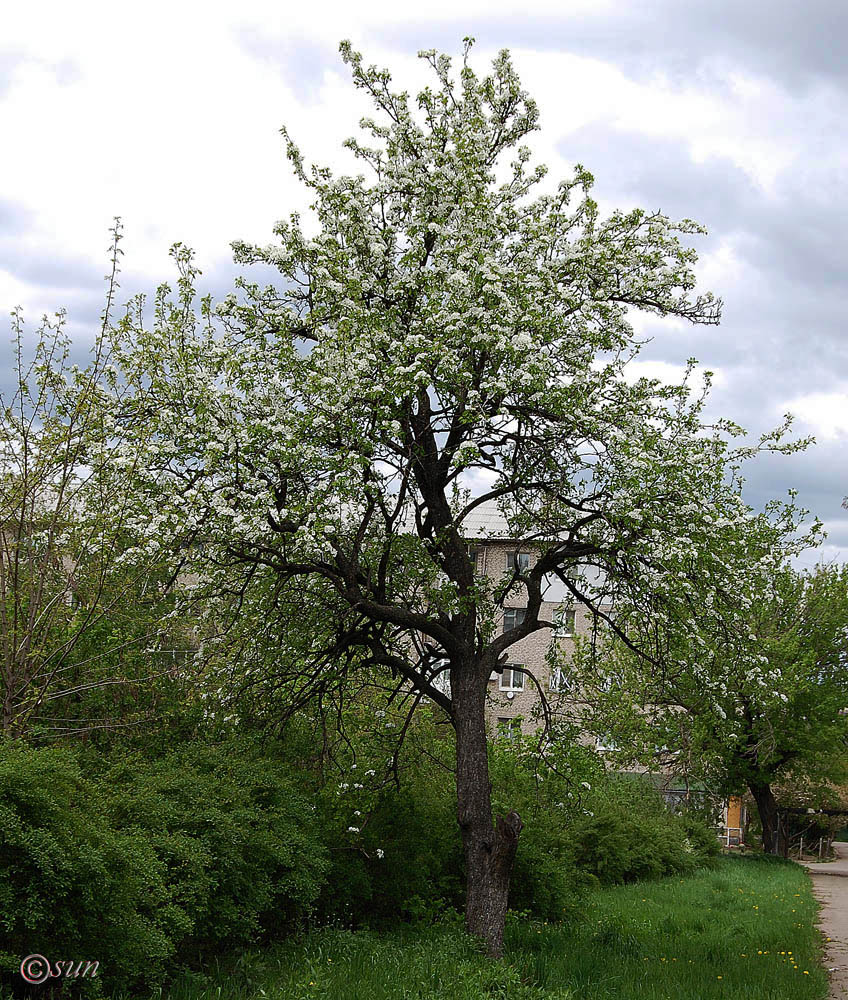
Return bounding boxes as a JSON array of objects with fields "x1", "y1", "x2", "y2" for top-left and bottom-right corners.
[{"x1": 2, "y1": 0, "x2": 846, "y2": 566}]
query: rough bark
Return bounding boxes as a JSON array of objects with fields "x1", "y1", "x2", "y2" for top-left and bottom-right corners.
[
  {"x1": 749, "y1": 781, "x2": 785, "y2": 856},
  {"x1": 452, "y1": 662, "x2": 523, "y2": 957}
]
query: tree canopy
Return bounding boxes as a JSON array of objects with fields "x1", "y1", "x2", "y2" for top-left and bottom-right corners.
[
  {"x1": 574, "y1": 553, "x2": 848, "y2": 853},
  {"x1": 0, "y1": 226, "x2": 184, "y2": 739}
]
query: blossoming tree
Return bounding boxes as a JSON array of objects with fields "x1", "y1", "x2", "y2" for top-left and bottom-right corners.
[
  {"x1": 112, "y1": 41, "x2": 792, "y2": 953},
  {"x1": 574, "y1": 553, "x2": 848, "y2": 855}
]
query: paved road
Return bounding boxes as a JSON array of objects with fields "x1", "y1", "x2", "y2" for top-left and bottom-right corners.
[{"x1": 802, "y1": 842, "x2": 848, "y2": 999}]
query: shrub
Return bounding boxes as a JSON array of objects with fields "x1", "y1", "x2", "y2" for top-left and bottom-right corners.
[
  {"x1": 101, "y1": 740, "x2": 330, "y2": 952},
  {"x1": 0, "y1": 738, "x2": 329, "y2": 994},
  {"x1": 680, "y1": 810, "x2": 722, "y2": 862},
  {"x1": 315, "y1": 720, "x2": 717, "y2": 927},
  {"x1": 489, "y1": 734, "x2": 600, "y2": 921},
  {"x1": 0, "y1": 723, "x2": 720, "y2": 997},
  {"x1": 567, "y1": 775, "x2": 718, "y2": 885},
  {"x1": 0, "y1": 742, "x2": 179, "y2": 994},
  {"x1": 314, "y1": 737, "x2": 464, "y2": 925}
]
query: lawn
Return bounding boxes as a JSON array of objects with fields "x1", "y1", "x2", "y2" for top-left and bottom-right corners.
[{"x1": 152, "y1": 856, "x2": 827, "y2": 1000}]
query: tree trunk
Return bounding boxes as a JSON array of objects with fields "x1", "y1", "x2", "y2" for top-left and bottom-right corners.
[
  {"x1": 2, "y1": 683, "x2": 14, "y2": 735},
  {"x1": 749, "y1": 781, "x2": 784, "y2": 856},
  {"x1": 452, "y1": 663, "x2": 522, "y2": 958}
]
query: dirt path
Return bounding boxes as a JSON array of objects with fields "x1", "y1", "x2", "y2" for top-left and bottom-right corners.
[{"x1": 802, "y1": 842, "x2": 848, "y2": 999}]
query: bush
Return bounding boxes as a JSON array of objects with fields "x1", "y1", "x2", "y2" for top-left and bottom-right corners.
[
  {"x1": 314, "y1": 720, "x2": 718, "y2": 928},
  {"x1": 0, "y1": 722, "x2": 721, "y2": 996},
  {"x1": 314, "y1": 734, "x2": 464, "y2": 925},
  {"x1": 0, "y1": 739, "x2": 329, "y2": 994},
  {"x1": 0, "y1": 742, "x2": 178, "y2": 994},
  {"x1": 489, "y1": 734, "x2": 600, "y2": 921},
  {"x1": 316, "y1": 747, "x2": 590, "y2": 927},
  {"x1": 680, "y1": 809, "x2": 723, "y2": 863},
  {"x1": 567, "y1": 775, "x2": 719, "y2": 885},
  {"x1": 101, "y1": 740, "x2": 329, "y2": 952}
]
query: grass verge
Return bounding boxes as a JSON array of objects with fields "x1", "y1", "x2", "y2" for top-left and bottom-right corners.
[{"x1": 151, "y1": 856, "x2": 827, "y2": 1000}]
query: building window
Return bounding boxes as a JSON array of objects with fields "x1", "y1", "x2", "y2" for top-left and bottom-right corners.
[
  {"x1": 502, "y1": 607, "x2": 526, "y2": 633},
  {"x1": 467, "y1": 545, "x2": 480, "y2": 569},
  {"x1": 595, "y1": 735, "x2": 620, "y2": 753},
  {"x1": 596, "y1": 671, "x2": 614, "y2": 693},
  {"x1": 549, "y1": 666, "x2": 572, "y2": 693},
  {"x1": 430, "y1": 658, "x2": 451, "y2": 697},
  {"x1": 497, "y1": 717, "x2": 522, "y2": 740},
  {"x1": 554, "y1": 607, "x2": 576, "y2": 637},
  {"x1": 499, "y1": 665, "x2": 525, "y2": 692},
  {"x1": 506, "y1": 551, "x2": 531, "y2": 572}
]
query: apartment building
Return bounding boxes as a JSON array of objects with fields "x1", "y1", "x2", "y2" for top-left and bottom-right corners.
[
  {"x1": 476, "y1": 538, "x2": 593, "y2": 738},
  {"x1": 459, "y1": 503, "x2": 597, "y2": 739}
]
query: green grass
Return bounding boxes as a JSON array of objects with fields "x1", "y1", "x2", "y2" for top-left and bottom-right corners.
[{"x1": 151, "y1": 857, "x2": 827, "y2": 1000}]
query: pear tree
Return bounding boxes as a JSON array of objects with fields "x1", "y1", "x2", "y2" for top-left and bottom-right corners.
[{"x1": 112, "y1": 41, "x2": 788, "y2": 953}]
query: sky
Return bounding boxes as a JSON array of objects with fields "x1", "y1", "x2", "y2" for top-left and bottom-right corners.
[{"x1": 2, "y1": 0, "x2": 846, "y2": 567}]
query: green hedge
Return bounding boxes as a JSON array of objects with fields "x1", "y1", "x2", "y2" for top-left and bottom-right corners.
[
  {"x1": 0, "y1": 732, "x2": 720, "y2": 995},
  {"x1": 0, "y1": 740, "x2": 327, "y2": 994}
]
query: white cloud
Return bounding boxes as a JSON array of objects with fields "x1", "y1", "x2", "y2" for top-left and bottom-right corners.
[
  {"x1": 783, "y1": 390, "x2": 848, "y2": 441},
  {"x1": 622, "y1": 358, "x2": 726, "y2": 392},
  {"x1": 0, "y1": 2, "x2": 833, "y2": 312},
  {"x1": 794, "y1": 538, "x2": 848, "y2": 573}
]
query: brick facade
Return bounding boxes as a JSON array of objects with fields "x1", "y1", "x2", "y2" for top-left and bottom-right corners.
[{"x1": 474, "y1": 539, "x2": 597, "y2": 739}]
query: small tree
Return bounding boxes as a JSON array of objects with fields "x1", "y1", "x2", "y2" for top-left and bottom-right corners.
[
  {"x1": 113, "y1": 42, "x2": 788, "y2": 953},
  {"x1": 577, "y1": 545, "x2": 848, "y2": 855},
  {"x1": 0, "y1": 224, "x2": 182, "y2": 740}
]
